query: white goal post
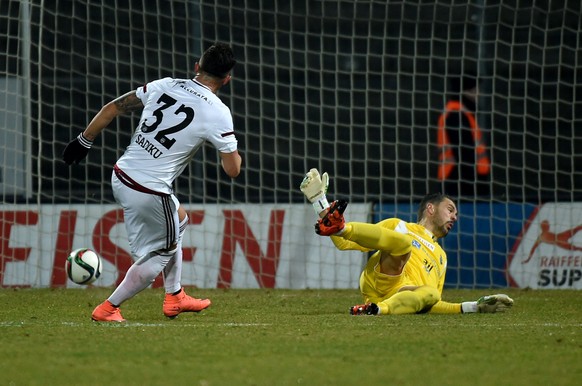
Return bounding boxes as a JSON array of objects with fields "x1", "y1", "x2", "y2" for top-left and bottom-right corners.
[{"x1": 1, "y1": 0, "x2": 581, "y2": 289}]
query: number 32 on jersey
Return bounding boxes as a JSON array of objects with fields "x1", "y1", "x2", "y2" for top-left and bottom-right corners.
[{"x1": 140, "y1": 93, "x2": 194, "y2": 150}]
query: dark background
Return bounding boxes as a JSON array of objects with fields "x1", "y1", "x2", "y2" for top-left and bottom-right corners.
[{"x1": 2, "y1": 0, "x2": 581, "y2": 205}]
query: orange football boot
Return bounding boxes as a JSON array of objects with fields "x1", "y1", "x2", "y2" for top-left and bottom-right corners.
[
  {"x1": 91, "y1": 300, "x2": 126, "y2": 322},
  {"x1": 163, "y1": 288, "x2": 211, "y2": 318}
]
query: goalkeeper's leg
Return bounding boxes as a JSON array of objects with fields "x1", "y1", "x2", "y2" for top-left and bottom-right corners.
[
  {"x1": 339, "y1": 222, "x2": 412, "y2": 258},
  {"x1": 376, "y1": 286, "x2": 440, "y2": 315}
]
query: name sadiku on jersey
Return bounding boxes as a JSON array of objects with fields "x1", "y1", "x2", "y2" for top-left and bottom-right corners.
[{"x1": 134, "y1": 133, "x2": 163, "y2": 158}]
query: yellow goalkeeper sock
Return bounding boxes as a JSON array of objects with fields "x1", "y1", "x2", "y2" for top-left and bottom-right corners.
[
  {"x1": 376, "y1": 286, "x2": 440, "y2": 315},
  {"x1": 429, "y1": 300, "x2": 463, "y2": 314},
  {"x1": 341, "y1": 222, "x2": 412, "y2": 256}
]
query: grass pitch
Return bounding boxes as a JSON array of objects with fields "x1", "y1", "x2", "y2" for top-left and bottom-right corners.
[{"x1": 0, "y1": 288, "x2": 580, "y2": 386}]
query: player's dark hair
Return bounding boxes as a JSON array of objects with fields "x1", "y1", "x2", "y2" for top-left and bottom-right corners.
[
  {"x1": 199, "y1": 42, "x2": 236, "y2": 79},
  {"x1": 417, "y1": 193, "x2": 454, "y2": 222}
]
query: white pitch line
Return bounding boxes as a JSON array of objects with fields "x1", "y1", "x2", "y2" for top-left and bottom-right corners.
[
  {"x1": 0, "y1": 320, "x2": 581, "y2": 328},
  {"x1": 0, "y1": 321, "x2": 272, "y2": 327}
]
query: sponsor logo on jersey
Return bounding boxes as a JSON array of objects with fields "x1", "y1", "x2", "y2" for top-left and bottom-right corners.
[
  {"x1": 408, "y1": 232, "x2": 435, "y2": 252},
  {"x1": 423, "y1": 258, "x2": 434, "y2": 274},
  {"x1": 176, "y1": 80, "x2": 213, "y2": 105},
  {"x1": 412, "y1": 240, "x2": 421, "y2": 249}
]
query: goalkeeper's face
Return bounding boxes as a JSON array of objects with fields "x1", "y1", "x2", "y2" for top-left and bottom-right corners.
[{"x1": 432, "y1": 198, "x2": 458, "y2": 238}]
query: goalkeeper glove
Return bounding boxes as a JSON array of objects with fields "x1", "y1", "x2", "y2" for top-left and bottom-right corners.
[
  {"x1": 300, "y1": 168, "x2": 330, "y2": 215},
  {"x1": 63, "y1": 133, "x2": 93, "y2": 165},
  {"x1": 315, "y1": 200, "x2": 348, "y2": 236},
  {"x1": 461, "y1": 294, "x2": 514, "y2": 313}
]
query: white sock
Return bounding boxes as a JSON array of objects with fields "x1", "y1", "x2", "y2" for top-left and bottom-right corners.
[
  {"x1": 162, "y1": 216, "x2": 188, "y2": 294},
  {"x1": 108, "y1": 251, "x2": 172, "y2": 306},
  {"x1": 162, "y1": 248, "x2": 183, "y2": 295}
]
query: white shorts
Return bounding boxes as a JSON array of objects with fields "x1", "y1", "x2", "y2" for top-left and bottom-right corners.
[{"x1": 111, "y1": 167, "x2": 180, "y2": 259}]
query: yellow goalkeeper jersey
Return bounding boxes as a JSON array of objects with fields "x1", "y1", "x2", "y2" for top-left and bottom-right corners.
[{"x1": 331, "y1": 218, "x2": 448, "y2": 295}]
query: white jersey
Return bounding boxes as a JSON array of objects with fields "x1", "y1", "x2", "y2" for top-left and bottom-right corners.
[{"x1": 115, "y1": 77, "x2": 237, "y2": 194}]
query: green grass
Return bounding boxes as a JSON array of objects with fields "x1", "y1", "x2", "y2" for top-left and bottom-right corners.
[{"x1": 0, "y1": 288, "x2": 581, "y2": 386}]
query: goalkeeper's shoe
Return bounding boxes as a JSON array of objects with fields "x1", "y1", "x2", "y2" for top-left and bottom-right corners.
[
  {"x1": 315, "y1": 200, "x2": 348, "y2": 236},
  {"x1": 163, "y1": 288, "x2": 211, "y2": 318},
  {"x1": 477, "y1": 294, "x2": 514, "y2": 313},
  {"x1": 350, "y1": 303, "x2": 380, "y2": 316},
  {"x1": 91, "y1": 300, "x2": 126, "y2": 322}
]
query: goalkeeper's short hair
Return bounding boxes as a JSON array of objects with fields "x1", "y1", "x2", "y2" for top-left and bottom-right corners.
[{"x1": 417, "y1": 193, "x2": 455, "y2": 222}]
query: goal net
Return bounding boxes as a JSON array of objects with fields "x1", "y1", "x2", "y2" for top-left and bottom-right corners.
[{"x1": 1, "y1": 0, "x2": 581, "y2": 289}]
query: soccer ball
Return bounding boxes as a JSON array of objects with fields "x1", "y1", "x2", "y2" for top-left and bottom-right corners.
[{"x1": 66, "y1": 248, "x2": 102, "y2": 285}]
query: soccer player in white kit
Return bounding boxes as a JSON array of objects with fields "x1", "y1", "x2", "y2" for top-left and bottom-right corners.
[{"x1": 63, "y1": 43, "x2": 241, "y2": 322}]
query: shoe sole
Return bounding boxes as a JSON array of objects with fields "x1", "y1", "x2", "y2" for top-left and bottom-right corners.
[
  {"x1": 164, "y1": 308, "x2": 209, "y2": 319},
  {"x1": 91, "y1": 318, "x2": 126, "y2": 322},
  {"x1": 164, "y1": 304, "x2": 211, "y2": 318}
]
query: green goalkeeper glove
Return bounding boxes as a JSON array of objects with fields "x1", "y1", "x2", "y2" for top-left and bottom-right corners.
[
  {"x1": 461, "y1": 294, "x2": 514, "y2": 313},
  {"x1": 300, "y1": 168, "x2": 330, "y2": 215}
]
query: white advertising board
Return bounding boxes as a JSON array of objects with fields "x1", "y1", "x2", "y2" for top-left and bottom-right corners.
[{"x1": 0, "y1": 203, "x2": 371, "y2": 289}]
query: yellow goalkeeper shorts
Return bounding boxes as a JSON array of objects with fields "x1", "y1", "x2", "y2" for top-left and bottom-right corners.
[{"x1": 359, "y1": 255, "x2": 415, "y2": 304}]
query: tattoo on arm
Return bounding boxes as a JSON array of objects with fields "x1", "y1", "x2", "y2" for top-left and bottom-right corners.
[{"x1": 113, "y1": 91, "x2": 143, "y2": 113}]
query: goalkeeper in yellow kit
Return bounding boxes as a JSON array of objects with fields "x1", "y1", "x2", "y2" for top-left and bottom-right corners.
[{"x1": 300, "y1": 168, "x2": 513, "y2": 315}]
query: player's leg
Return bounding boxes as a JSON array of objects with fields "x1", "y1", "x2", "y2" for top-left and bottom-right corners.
[
  {"x1": 162, "y1": 201, "x2": 188, "y2": 294},
  {"x1": 352, "y1": 252, "x2": 439, "y2": 315},
  {"x1": 92, "y1": 253, "x2": 175, "y2": 322},
  {"x1": 110, "y1": 188, "x2": 179, "y2": 301},
  {"x1": 352, "y1": 285, "x2": 440, "y2": 316},
  {"x1": 92, "y1": 174, "x2": 179, "y2": 322},
  {"x1": 162, "y1": 202, "x2": 211, "y2": 318},
  {"x1": 107, "y1": 250, "x2": 174, "y2": 303},
  {"x1": 376, "y1": 286, "x2": 440, "y2": 315},
  {"x1": 358, "y1": 252, "x2": 405, "y2": 303},
  {"x1": 353, "y1": 253, "x2": 408, "y2": 315},
  {"x1": 340, "y1": 221, "x2": 412, "y2": 259}
]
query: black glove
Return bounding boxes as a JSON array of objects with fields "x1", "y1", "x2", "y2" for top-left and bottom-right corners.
[{"x1": 62, "y1": 133, "x2": 93, "y2": 165}]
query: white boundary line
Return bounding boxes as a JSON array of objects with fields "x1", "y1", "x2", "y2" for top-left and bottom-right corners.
[{"x1": 1, "y1": 321, "x2": 581, "y2": 328}]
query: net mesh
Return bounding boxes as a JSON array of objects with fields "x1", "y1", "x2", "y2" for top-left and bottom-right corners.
[{"x1": 0, "y1": 0, "x2": 580, "y2": 288}]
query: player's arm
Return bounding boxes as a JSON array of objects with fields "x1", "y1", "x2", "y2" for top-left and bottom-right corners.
[
  {"x1": 84, "y1": 91, "x2": 143, "y2": 139},
  {"x1": 428, "y1": 295, "x2": 514, "y2": 314},
  {"x1": 219, "y1": 150, "x2": 242, "y2": 178},
  {"x1": 63, "y1": 91, "x2": 143, "y2": 165}
]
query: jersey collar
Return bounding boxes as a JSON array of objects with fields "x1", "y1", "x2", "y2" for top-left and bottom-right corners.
[
  {"x1": 423, "y1": 227, "x2": 437, "y2": 241},
  {"x1": 192, "y1": 79, "x2": 212, "y2": 92}
]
